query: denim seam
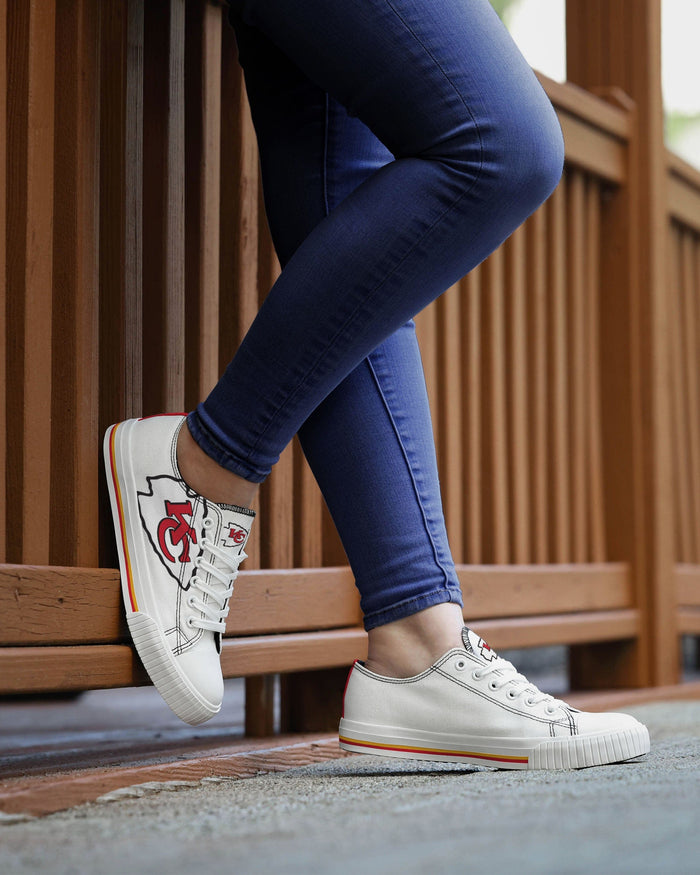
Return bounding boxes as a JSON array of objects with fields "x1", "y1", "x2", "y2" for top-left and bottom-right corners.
[{"x1": 366, "y1": 352, "x2": 452, "y2": 591}]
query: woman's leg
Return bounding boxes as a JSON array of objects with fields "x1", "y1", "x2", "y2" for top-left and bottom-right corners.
[
  {"x1": 187, "y1": 0, "x2": 564, "y2": 484},
  {"x1": 220, "y1": 14, "x2": 464, "y2": 664}
]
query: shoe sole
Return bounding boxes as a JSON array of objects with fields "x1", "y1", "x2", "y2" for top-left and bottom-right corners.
[
  {"x1": 338, "y1": 720, "x2": 650, "y2": 770},
  {"x1": 103, "y1": 420, "x2": 220, "y2": 726}
]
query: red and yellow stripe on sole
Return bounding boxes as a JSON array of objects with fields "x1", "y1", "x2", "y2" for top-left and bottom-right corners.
[
  {"x1": 107, "y1": 424, "x2": 139, "y2": 613},
  {"x1": 339, "y1": 735, "x2": 529, "y2": 765}
]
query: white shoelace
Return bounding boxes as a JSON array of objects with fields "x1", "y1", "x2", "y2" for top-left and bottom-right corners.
[
  {"x1": 472, "y1": 658, "x2": 566, "y2": 714},
  {"x1": 186, "y1": 519, "x2": 247, "y2": 633}
]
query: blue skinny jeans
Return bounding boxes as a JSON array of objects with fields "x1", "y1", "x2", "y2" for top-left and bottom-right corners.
[{"x1": 188, "y1": 0, "x2": 565, "y2": 630}]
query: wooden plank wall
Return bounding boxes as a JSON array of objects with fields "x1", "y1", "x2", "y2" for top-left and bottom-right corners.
[
  {"x1": 1, "y1": 0, "x2": 699, "y2": 713},
  {"x1": 417, "y1": 167, "x2": 609, "y2": 568}
]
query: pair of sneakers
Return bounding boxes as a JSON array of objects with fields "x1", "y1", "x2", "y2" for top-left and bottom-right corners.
[{"x1": 104, "y1": 414, "x2": 650, "y2": 768}]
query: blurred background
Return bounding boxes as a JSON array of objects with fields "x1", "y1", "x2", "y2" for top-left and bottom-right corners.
[{"x1": 493, "y1": 0, "x2": 700, "y2": 170}]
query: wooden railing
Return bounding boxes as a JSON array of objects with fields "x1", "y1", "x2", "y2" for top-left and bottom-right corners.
[
  {"x1": 1, "y1": 0, "x2": 698, "y2": 733},
  {"x1": 667, "y1": 153, "x2": 700, "y2": 641}
]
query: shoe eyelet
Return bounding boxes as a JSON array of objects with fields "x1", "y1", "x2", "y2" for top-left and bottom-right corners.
[
  {"x1": 472, "y1": 670, "x2": 482, "y2": 681},
  {"x1": 488, "y1": 680, "x2": 498, "y2": 691},
  {"x1": 454, "y1": 659, "x2": 467, "y2": 671},
  {"x1": 203, "y1": 518, "x2": 213, "y2": 529},
  {"x1": 187, "y1": 596, "x2": 196, "y2": 608},
  {"x1": 507, "y1": 689, "x2": 517, "y2": 699},
  {"x1": 525, "y1": 697, "x2": 535, "y2": 706},
  {"x1": 186, "y1": 616, "x2": 196, "y2": 628}
]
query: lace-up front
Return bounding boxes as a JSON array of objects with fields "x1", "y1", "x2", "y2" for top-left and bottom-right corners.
[
  {"x1": 471, "y1": 658, "x2": 566, "y2": 714},
  {"x1": 188, "y1": 517, "x2": 247, "y2": 633}
]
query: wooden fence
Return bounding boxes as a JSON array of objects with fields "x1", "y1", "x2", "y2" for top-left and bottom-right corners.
[{"x1": 1, "y1": 0, "x2": 699, "y2": 733}]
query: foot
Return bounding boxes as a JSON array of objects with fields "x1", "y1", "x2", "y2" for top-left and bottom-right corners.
[
  {"x1": 104, "y1": 414, "x2": 255, "y2": 724},
  {"x1": 340, "y1": 627, "x2": 650, "y2": 770}
]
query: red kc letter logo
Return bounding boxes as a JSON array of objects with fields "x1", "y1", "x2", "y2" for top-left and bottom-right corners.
[
  {"x1": 157, "y1": 501, "x2": 197, "y2": 563},
  {"x1": 229, "y1": 525, "x2": 246, "y2": 545}
]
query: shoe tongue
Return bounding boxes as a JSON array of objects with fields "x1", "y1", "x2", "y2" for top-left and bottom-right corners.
[
  {"x1": 215, "y1": 504, "x2": 255, "y2": 555},
  {"x1": 461, "y1": 627, "x2": 500, "y2": 665}
]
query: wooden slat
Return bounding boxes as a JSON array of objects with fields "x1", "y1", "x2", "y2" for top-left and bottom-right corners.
[
  {"x1": 482, "y1": 247, "x2": 509, "y2": 563},
  {"x1": 567, "y1": 171, "x2": 588, "y2": 562},
  {"x1": 585, "y1": 178, "x2": 606, "y2": 561},
  {"x1": 680, "y1": 231, "x2": 700, "y2": 561},
  {"x1": 437, "y1": 284, "x2": 464, "y2": 560},
  {"x1": 6, "y1": 0, "x2": 56, "y2": 564},
  {"x1": 675, "y1": 564, "x2": 700, "y2": 606},
  {"x1": 1, "y1": 561, "x2": 637, "y2": 647},
  {"x1": 538, "y1": 71, "x2": 632, "y2": 141},
  {"x1": 0, "y1": 644, "x2": 149, "y2": 693},
  {"x1": 458, "y1": 562, "x2": 632, "y2": 619},
  {"x1": 526, "y1": 208, "x2": 549, "y2": 563},
  {"x1": 567, "y1": 0, "x2": 676, "y2": 687},
  {"x1": 463, "y1": 267, "x2": 482, "y2": 563},
  {"x1": 668, "y1": 226, "x2": 692, "y2": 561},
  {"x1": 557, "y1": 110, "x2": 626, "y2": 183},
  {"x1": 184, "y1": 0, "x2": 222, "y2": 406},
  {"x1": 294, "y1": 440, "x2": 324, "y2": 568},
  {"x1": 98, "y1": 0, "x2": 144, "y2": 432},
  {"x1": 415, "y1": 299, "x2": 438, "y2": 417},
  {"x1": 677, "y1": 608, "x2": 700, "y2": 634},
  {"x1": 506, "y1": 227, "x2": 530, "y2": 563},
  {"x1": 227, "y1": 630, "x2": 367, "y2": 678},
  {"x1": 0, "y1": 565, "x2": 362, "y2": 645},
  {"x1": 0, "y1": 611, "x2": 640, "y2": 694},
  {"x1": 142, "y1": 0, "x2": 186, "y2": 414},
  {"x1": 473, "y1": 610, "x2": 640, "y2": 650},
  {"x1": 0, "y1": 0, "x2": 7, "y2": 562},
  {"x1": 51, "y1": 0, "x2": 101, "y2": 567},
  {"x1": 668, "y1": 150, "x2": 700, "y2": 233},
  {"x1": 547, "y1": 182, "x2": 570, "y2": 561},
  {"x1": 244, "y1": 675, "x2": 276, "y2": 737}
]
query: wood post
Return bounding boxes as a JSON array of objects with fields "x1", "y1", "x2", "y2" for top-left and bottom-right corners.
[
  {"x1": 566, "y1": 0, "x2": 677, "y2": 686},
  {"x1": 0, "y1": 0, "x2": 7, "y2": 564},
  {"x1": 6, "y1": 0, "x2": 56, "y2": 565}
]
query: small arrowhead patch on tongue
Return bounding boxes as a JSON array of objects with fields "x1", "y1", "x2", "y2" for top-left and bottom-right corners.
[{"x1": 461, "y1": 627, "x2": 500, "y2": 664}]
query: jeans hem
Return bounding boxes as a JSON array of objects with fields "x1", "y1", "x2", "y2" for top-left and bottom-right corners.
[
  {"x1": 362, "y1": 586, "x2": 463, "y2": 632},
  {"x1": 187, "y1": 409, "x2": 269, "y2": 484}
]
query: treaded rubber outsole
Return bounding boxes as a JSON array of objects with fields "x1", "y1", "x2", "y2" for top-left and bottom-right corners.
[
  {"x1": 338, "y1": 723, "x2": 650, "y2": 770},
  {"x1": 103, "y1": 421, "x2": 220, "y2": 727},
  {"x1": 127, "y1": 613, "x2": 218, "y2": 726}
]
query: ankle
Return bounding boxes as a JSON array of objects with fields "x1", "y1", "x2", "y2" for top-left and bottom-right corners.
[
  {"x1": 176, "y1": 421, "x2": 259, "y2": 508},
  {"x1": 365, "y1": 603, "x2": 464, "y2": 678}
]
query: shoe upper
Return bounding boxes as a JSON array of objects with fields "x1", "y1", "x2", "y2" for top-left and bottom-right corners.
[
  {"x1": 343, "y1": 627, "x2": 643, "y2": 741},
  {"x1": 114, "y1": 415, "x2": 255, "y2": 706}
]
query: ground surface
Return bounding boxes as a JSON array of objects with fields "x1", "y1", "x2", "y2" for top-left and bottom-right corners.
[{"x1": 1, "y1": 701, "x2": 698, "y2": 875}]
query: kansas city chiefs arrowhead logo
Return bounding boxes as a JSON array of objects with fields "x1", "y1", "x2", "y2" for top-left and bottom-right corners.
[
  {"x1": 462, "y1": 627, "x2": 500, "y2": 662},
  {"x1": 477, "y1": 638, "x2": 498, "y2": 662},
  {"x1": 222, "y1": 523, "x2": 248, "y2": 549},
  {"x1": 138, "y1": 475, "x2": 205, "y2": 587}
]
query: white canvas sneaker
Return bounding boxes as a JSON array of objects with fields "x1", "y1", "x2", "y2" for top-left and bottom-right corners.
[
  {"x1": 104, "y1": 414, "x2": 255, "y2": 725},
  {"x1": 340, "y1": 627, "x2": 650, "y2": 770}
]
